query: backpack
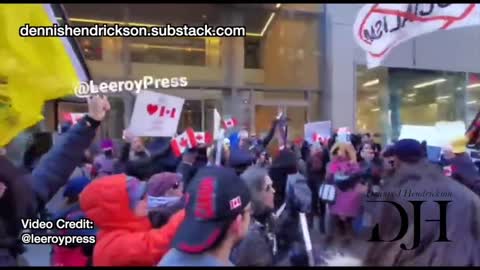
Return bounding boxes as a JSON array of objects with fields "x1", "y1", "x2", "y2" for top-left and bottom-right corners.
[{"x1": 50, "y1": 210, "x2": 89, "y2": 267}]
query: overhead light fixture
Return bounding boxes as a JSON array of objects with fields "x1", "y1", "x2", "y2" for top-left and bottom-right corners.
[
  {"x1": 467, "y1": 83, "x2": 480, "y2": 89},
  {"x1": 261, "y1": 12, "x2": 276, "y2": 36},
  {"x1": 129, "y1": 43, "x2": 205, "y2": 52},
  {"x1": 429, "y1": 103, "x2": 437, "y2": 107},
  {"x1": 276, "y1": 3, "x2": 282, "y2": 8},
  {"x1": 413, "y1": 78, "x2": 446, "y2": 89},
  {"x1": 370, "y1": 108, "x2": 380, "y2": 112},
  {"x1": 368, "y1": 95, "x2": 377, "y2": 100},
  {"x1": 363, "y1": 79, "x2": 379, "y2": 87},
  {"x1": 436, "y1": 95, "x2": 451, "y2": 100},
  {"x1": 467, "y1": 100, "x2": 477, "y2": 105},
  {"x1": 407, "y1": 93, "x2": 416, "y2": 97},
  {"x1": 457, "y1": 87, "x2": 463, "y2": 91}
]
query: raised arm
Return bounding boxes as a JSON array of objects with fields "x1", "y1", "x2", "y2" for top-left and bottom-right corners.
[{"x1": 31, "y1": 96, "x2": 110, "y2": 211}]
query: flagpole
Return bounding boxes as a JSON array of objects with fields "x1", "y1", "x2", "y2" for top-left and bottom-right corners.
[{"x1": 215, "y1": 128, "x2": 225, "y2": 166}]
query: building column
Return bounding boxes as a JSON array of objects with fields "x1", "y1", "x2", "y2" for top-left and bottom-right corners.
[
  {"x1": 220, "y1": 10, "x2": 247, "y2": 128},
  {"x1": 323, "y1": 9, "x2": 356, "y2": 130}
]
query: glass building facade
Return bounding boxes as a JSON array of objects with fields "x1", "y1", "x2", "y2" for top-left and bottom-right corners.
[
  {"x1": 45, "y1": 4, "x2": 325, "y2": 140},
  {"x1": 357, "y1": 66, "x2": 479, "y2": 143}
]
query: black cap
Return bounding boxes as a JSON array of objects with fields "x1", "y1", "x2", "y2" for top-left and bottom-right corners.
[
  {"x1": 391, "y1": 139, "x2": 424, "y2": 163},
  {"x1": 172, "y1": 166, "x2": 251, "y2": 254},
  {"x1": 229, "y1": 148, "x2": 255, "y2": 168}
]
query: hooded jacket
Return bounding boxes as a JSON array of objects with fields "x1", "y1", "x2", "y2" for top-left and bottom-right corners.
[{"x1": 79, "y1": 174, "x2": 185, "y2": 266}]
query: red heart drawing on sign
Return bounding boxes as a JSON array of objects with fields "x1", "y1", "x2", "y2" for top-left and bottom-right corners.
[{"x1": 147, "y1": 104, "x2": 158, "y2": 115}]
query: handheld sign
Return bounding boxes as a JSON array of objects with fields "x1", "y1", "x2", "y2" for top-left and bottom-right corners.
[
  {"x1": 304, "y1": 121, "x2": 331, "y2": 144},
  {"x1": 336, "y1": 127, "x2": 351, "y2": 144},
  {"x1": 129, "y1": 90, "x2": 184, "y2": 137}
]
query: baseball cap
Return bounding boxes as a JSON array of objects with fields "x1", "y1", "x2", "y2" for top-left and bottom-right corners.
[
  {"x1": 172, "y1": 166, "x2": 251, "y2": 254},
  {"x1": 391, "y1": 139, "x2": 424, "y2": 163}
]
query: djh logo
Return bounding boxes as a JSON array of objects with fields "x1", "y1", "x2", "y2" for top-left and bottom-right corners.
[{"x1": 367, "y1": 200, "x2": 451, "y2": 250}]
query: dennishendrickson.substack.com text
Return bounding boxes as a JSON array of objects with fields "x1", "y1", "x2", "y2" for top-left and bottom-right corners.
[{"x1": 19, "y1": 23, "x2": 246, "y2": 37}]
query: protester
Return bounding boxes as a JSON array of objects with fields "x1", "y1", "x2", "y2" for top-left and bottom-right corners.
[
  {"x1": 22, "y1": 132, "x2": 53, "y2": 172},
  {"x1": 79, "y1": 174, "x2": 185, "y2": 266},
  {"x1": 325, "y1": 142, "x2": 368, "y2": 246},
  {"x1": 231, "y1": 166, "x2": 277, "y2": 266},
  {"x1": 176, "y1": 148, "x2": 198, "y2": 190},
  {"x1": 158, "y1": 166, "x2": 252, "y2": 266},
  {"x1": 0, "y1": 95, "x2": 109, "y2": 266},
  {"x1": 269, "y1": 149, "x2": 298, "y2": 210},
  {"x1": 364, "y1": 139, "x2": 480, "y2": 266},
  {"x1": 229, "y1": 147, "x2": 256, "y2": 176},
  {"x1": 50, "y1": 176, "x2": 96, "y2": 267},
  {"x1": 358, "y1": 142, "x2": 382, "y2": 190},
  {"x1": 305, "y1": 142, "x2": 326, "y2": 232},
  {"x1": 93, "y1": 139, "x2": 116, "y2": 178},
  {"x1": 443, "y1": 136, "x2": 480, "y2": 196},
  {"x1": 146, "y1": 172, "x2": 185, "y2": 228}
]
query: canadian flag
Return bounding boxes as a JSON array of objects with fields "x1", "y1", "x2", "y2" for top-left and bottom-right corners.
[
  {"x1": 159, "y1": 106, "x2": 177, "y2": 119},
  {"x1": 195, "y1": 132, "x2": 213, "y2": 145},
  {"x1": 229, "y1": 196, "x2": 242, "y2": 210},
  {"x1": 63, "y1": 113, "x2": 85, "y2": 125},
  {"x1": 171, "y1": 128, "x2": 198, "y2": 157},
  {"x1": 312, "y1": 133, "x2": 325, "y2": 144},
  {"x1": 443, "y1": 166, "x2": 452, "y2": 177},
  {"x1": 222, "y1": 117, "x2": 238, "y2": 129}
]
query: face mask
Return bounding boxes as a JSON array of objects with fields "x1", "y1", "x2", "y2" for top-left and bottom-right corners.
[{"x1": 147, "y1": 196, "x2": 180, "y2": 210}]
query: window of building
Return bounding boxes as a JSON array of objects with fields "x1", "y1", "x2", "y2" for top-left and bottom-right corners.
[
  {"x1": 357, "y1": 66, "x2": 468, "y2": 143},
  {"x1": 129, "y1": 37, "x2": 206, "y2": 66},
  {"x1": 244, "y1": 37, "x2": 262, "y2": 69}
]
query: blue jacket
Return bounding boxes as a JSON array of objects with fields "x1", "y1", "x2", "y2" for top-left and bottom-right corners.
[
  {"x1": 30, "y1": 117, "x2": 98, "y2": 211},
  {"x1": 0, "y1": 116, "x2": 98, "y2": 264}
]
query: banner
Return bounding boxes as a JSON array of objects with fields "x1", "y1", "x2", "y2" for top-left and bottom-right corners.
[
  {"x1": 0, "y1": 4, "x2": 88, "y2": 146},
  {"x1": 129, "y1": 90, "x2": 184, "y2": 137},
  {"x1": 304, "y1": 121, "x2": 331, "y2": 144},
  {"x1": 353, "y1": 4, "x2": 480, "y2": 68},
  {"x1": 399, "y1": 122, "x2": 465, "y2": 148}
]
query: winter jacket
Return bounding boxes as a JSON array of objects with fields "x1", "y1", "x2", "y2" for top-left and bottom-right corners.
[
  {"x1": 449, "y1": 153, "x2": 480, "y2": 196},
  {"x1": 0, "y1": 116, "x2": 98, "y2": 265},
  {"x1": 364, "y1": 160, "x2": 480, "y2": 266},
  {"x1": 231, "y1": 219, "x2": 276, "y2": 266},
  {"x1": 79, "y1": 174, "x2": 185, "y2": 266},
  {"x1": 50, "y1": 203, "x2": 96, "y2": 267},
  {"x1": 122, "y1": 138, "x2": 179, "y2": 180}
]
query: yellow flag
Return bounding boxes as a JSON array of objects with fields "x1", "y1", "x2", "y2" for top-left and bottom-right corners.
[{"x1": 0, "y1": 4, "x2": 84, "y2": 146}]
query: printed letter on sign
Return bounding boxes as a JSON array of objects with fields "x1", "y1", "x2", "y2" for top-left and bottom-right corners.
[{"x1": 353, "y1": 4, "x2": 480, "y2": 68}]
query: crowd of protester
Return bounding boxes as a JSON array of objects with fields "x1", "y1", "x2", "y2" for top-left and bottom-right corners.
[{"x1": 1, "y1": 95, "x2": 480, "y2": 266}]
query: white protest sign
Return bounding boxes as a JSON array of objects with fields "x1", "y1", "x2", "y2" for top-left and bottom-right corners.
[
  {"x1": 435, "y1": 121, "x2": 466, "y2": 147},
  {"x1": 353, "y1": 4, "x2": 480, "y2": 68},
  {"x1": 304, "y1": 121, "x2": 331, "y2": 144},
  {"x1": 129, "y1": 90, "x2": 184, "y2": 137},
  {"x1": 399, "y1": 125, "x2": 439, "y2": 146},
  {"x1": 213, "y1": 108, "x2": 221, "y2": 140}
]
